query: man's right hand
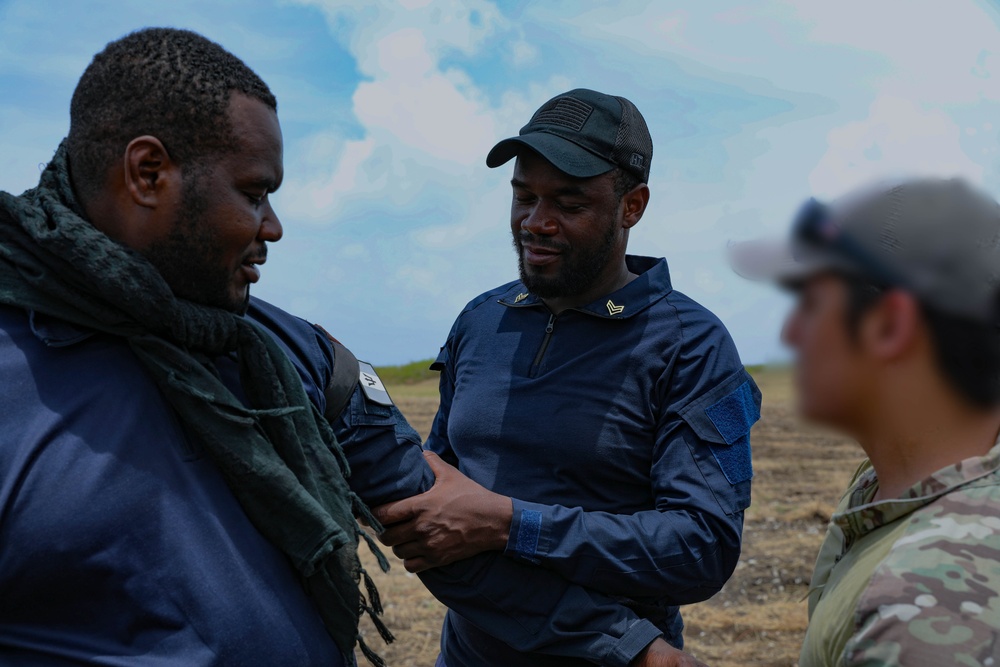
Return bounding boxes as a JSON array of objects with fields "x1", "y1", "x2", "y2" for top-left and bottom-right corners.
[{"x1": 634, "y1": 639, "x2": 709, "y2": 667}]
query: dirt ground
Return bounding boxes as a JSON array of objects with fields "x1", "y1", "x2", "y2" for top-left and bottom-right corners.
[{"x1": 356, "y1": 367, "x2": 865, "y2": 667}]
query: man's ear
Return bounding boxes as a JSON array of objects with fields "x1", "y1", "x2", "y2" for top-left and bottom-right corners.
[
  {"x1": 123, "y1": 136, "x2": 178, "y2": 209},
  {"x1": 622, "y1": 183, "x2": 650, "y2": 229},
  {"x1": 862, "y1": 289, "x2": 923, "y2": 362}
]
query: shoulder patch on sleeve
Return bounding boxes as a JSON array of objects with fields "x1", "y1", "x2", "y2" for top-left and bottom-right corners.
[
  {"x1": 358, "y1": 361, "x2": 393, "y2": 406},
  {"x1": 704, "y1": 380, "x2": 758, "y2": 484}
]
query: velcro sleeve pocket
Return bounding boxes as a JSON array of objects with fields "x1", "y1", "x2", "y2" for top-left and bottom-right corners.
[
  {"x1": 704, "y1": 380, "x2": 758, "y2": 484},
  {"x1": 347, "y1": 385, "x2": 396, "y2": 427},
  {"x1": 678, "y1": 370, "x2": 761, "y2": 512}
]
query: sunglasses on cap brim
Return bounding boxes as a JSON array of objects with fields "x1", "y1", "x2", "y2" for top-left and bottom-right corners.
[{"x1": 792, "y1": 197, "x2": 907, "y2": 290}]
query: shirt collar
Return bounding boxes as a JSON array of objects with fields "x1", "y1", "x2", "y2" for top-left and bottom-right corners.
[
  {"x1": 833, "y1": 436, "x2": 1000, "y2": 540},
  {"x1": 497, "y1": 255, "x2": 672, "y2": 319}
]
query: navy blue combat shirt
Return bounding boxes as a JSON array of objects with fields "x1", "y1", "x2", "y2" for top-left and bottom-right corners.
[
  {"x1": 0, "y1": 295, "x2": 702, "y2": 666},
  {"x1": 428, "y1": 255, "x2": 762, "y2": 667}
]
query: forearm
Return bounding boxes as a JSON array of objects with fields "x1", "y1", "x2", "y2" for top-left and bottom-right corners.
[
  {"x1": 497, "y1": 367, "x2": 758, "y2": 602},
  {"x1": 505, "y1": 500, "x2": 741, "y2": 602},
  {"x1": 333, "y1": 387, "x2": 433, "y2": 506}
]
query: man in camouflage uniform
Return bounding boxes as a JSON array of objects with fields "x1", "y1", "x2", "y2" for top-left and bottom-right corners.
[{"x1": 731, "y1": 178, "x2": 1000, "y2": 666}]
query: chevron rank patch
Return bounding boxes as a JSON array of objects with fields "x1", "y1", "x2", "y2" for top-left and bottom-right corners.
[{"x1": 358, "y1": 361, "x2": 393, "y2": 406}]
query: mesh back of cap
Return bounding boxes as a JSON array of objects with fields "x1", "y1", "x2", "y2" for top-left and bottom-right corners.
[
  {"x1": 877, "y1": 185, "x2": 906, "y2": 254},
  {"x1": 612, "y1": 96, "x2": 652, "y2": 182}
]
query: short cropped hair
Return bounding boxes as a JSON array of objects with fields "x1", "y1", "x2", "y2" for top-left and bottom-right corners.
[
  {"x1": 843, "y1": 276, "x2": 1000, "y2": 408},
  {"x1": 67, "y1": 27, "x2": 276, "y2": 200},
  {"x1": 612, "y1": 167, "x2": 643, "y2": 202}
]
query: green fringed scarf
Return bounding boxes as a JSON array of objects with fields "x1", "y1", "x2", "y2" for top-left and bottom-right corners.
[{"x1": 0, "y1": 141, "x2": 392, "y2": 665}]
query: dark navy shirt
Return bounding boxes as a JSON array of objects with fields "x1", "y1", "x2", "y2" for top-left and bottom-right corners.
[
  {"x1": 428, "y1": 255, "x2": 761, "y2": 667},
  {"x1": 0, "y1": 302, "x2": 347, "y2": 666}
]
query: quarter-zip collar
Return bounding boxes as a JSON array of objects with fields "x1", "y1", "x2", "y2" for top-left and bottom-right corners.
[{"x1": 497, "y1": 255, "x2": 672, "y2": 319}]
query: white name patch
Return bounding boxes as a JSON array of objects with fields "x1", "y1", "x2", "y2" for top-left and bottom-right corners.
[{"x1": 358, "y1": 361, "x2": 393, "y2": 406}]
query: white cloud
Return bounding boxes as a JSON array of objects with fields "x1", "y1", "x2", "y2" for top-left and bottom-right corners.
[
  {"x1": 281, "y1": 0, "x2": 508, "y2": 224},
  {"x1": 509, "y1": 40, "x2": 537, "y2": 67},
  {"x1": 264, "y1": 0, "x2": 534, "y2": 349},
  {"x1": 300, "y1": 0, "x2": 505, "y2": 75},
  {"x1": 792, "y1": 0, "x2": 1000, "y2": 103},
  {"x1": 809, "y1": 96, "x2": 983, "y2": 197},
  {"x1": 353, "y1": 29, "x2": 496, "y2": 165},
  {"x1": 279, "y1": 137, "x2": 380, "y2": 222},
  {"x1": 276, "y1": 0, "x2": 575, "y2": 324}
]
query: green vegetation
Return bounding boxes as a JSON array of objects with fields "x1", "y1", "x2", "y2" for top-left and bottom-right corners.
[
  {"x1": 376, "y1": 360, "x2": 780, "y2": 384},
  {"x1": 746, "y1": 363, "x2": 791, "y2": 375},
  {"x1": 374, "y1": 359, "x2": 438, "y2": 385}
]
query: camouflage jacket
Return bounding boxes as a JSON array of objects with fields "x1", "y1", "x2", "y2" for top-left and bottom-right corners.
[{"x1": 800, "y1": 440, "x2": 1000, "y2": 666}]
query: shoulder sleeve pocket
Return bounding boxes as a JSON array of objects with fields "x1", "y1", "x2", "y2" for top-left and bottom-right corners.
[
  {"x1": 678, "y1": 369, "x2": 761, "y2": 512},
  {"x1": 347, "y1": 384, "x2": 395, "y2": 426},
  {"x1": 429, "y1": 345, "x2": 448, "y2": 372}
]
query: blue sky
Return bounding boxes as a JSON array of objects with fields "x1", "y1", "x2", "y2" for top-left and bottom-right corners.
[{"x1": 3, "y1": 0, "x2": 1000, "y2": 365}]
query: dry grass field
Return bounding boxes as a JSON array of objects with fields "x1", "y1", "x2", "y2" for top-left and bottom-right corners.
[{"x1": 356, "y1": 367, "x2": 865, "y2": 667}]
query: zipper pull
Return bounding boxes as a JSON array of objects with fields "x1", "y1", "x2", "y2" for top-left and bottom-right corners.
[{"x1": 545, "y1": 314, "x2": 555, "y2": 334}]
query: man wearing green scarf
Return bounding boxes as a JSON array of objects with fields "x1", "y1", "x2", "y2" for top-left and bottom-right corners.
[
  {"x1": 0, "y1": 27, "x2": 705, "y2": 667},
  {"x1": 0, "y1": 26, "x2": 396, "y2": 667}
]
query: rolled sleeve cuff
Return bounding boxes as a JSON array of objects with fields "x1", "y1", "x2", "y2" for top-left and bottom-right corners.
[
  {"x1": 605, "y1": 619, "x2": 663, "y2": 667},
  {"x1": 505, "y1": 499, "x2": 553, "y2": 564}
]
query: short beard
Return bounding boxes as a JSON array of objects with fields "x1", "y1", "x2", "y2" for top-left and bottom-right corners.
[
  {"x1": 144, "y1": 170, "x2": 248, "y2": 313},
  {"x1": 514, "y1": 217, "x2": 618, "y2": 299}
]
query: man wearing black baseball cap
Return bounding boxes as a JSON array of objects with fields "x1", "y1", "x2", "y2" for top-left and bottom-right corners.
[
  {"x1": 731, "y1": 178, "x2": 1000, "y2": 665},
  {"x1": 375, "y1": 89, "x2": 759, "y2": 666}
]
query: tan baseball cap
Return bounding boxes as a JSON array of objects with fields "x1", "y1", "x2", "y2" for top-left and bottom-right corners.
[{"x1": 730, "y1": 177, "x2": 1000, "y2": 323}]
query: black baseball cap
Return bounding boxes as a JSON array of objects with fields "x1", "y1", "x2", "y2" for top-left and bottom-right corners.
[
  {"x1": 486, "y1": 88, "x2": 653, "y2": 183},
  {"x1": 730, "y1": 178, "x2": 1000, "y2": 323}
]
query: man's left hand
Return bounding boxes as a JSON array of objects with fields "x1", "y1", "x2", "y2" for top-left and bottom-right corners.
[{"x1": 372, "y1": 450, "x2": 513, "y2": 573}]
